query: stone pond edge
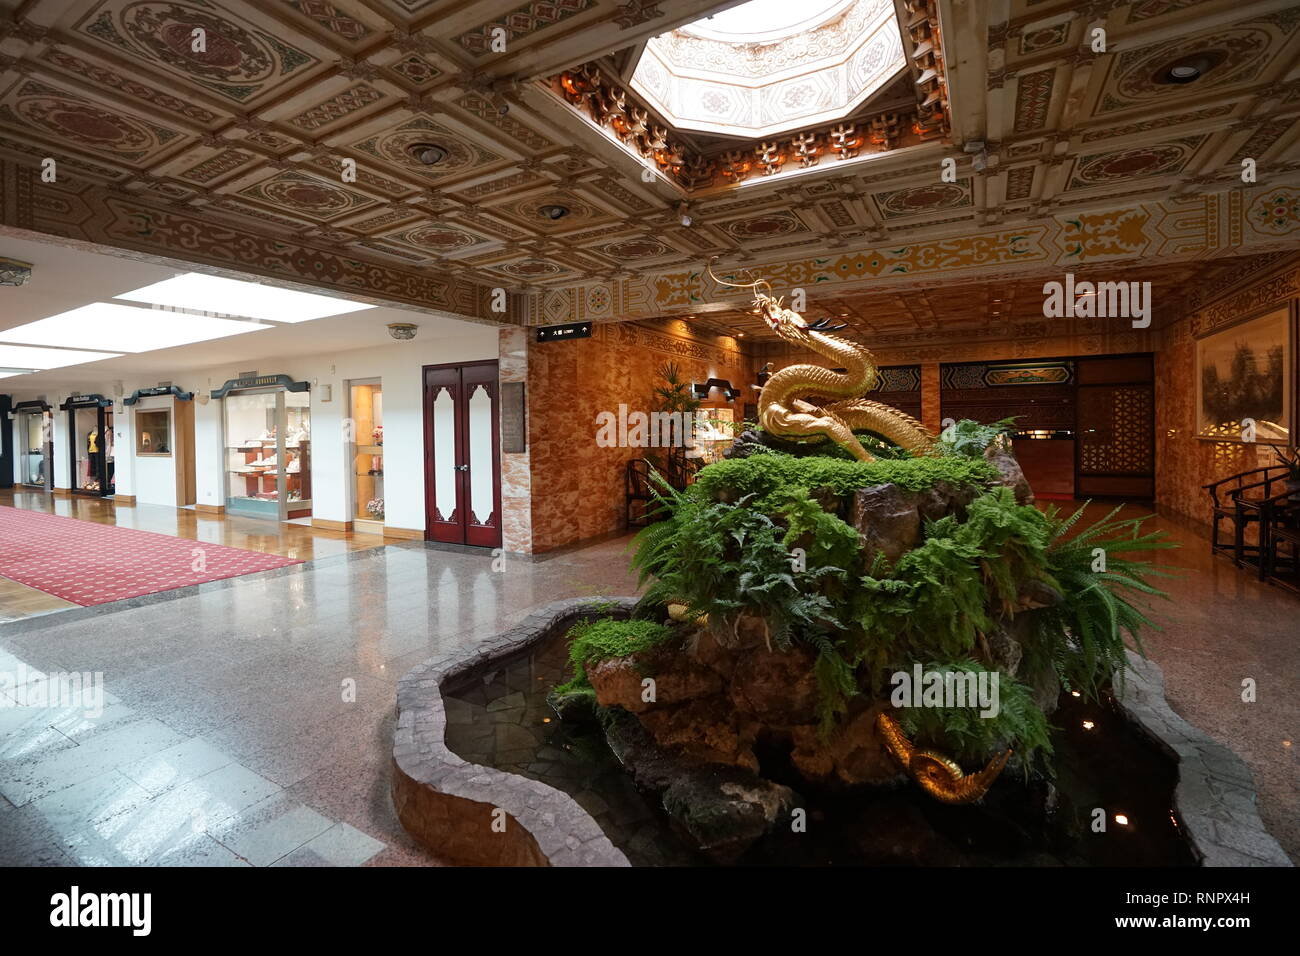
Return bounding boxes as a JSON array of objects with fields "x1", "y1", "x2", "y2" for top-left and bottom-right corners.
[
  {"x1": 391, "y1": 598, "x2": 1291, "y2": 867},
  {"x1": 1117, "y1": 650, "x2": 1292, "y2": 867}
]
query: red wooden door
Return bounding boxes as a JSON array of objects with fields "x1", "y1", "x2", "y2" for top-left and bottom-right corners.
[{"x1": 424, "y1": 361, "x2": 502, "y2": 547}]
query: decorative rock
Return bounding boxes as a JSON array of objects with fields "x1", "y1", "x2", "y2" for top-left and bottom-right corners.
[
  {"x1": 985, "y1": 441, "x2": 1034, "y2": 505},
  {"x1": 789, "y1": 703, "x2": 900, "y2": 787},
  {"x1": 638, "y1": 697, "x2": 759, "y2": 770},
  {"x1": 852, "y1": 483, "x2": 921, "y2": 568},
  {"x1": 727, "y1": 643, "x2": 821, "y2": 726},
  {"x1": 917, "y1": 479, "x2": 979, "y2": 523},
  {"x1": 546, "y1": 687, "x2": 597, "y2": 723},
  {"x1": 662, "y1": 765, "x2": 797, "y2": 862},
  {"x1": 587, "y1": 645, "x2": 723, "y2": 713}
]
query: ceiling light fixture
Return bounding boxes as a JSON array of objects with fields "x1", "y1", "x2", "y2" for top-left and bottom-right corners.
[
  {"x1": 407, "y1": 142, "x2": 449, "y2": 165},
  {"x1": 538, "y1": 204, "x2": 569, "y2": 220},
  {"x1": 3, "y1": 302, "x2": 269, "y2": 353},
  {"x1": 117, "y1": 273, "x2": 377, "y2": 323},
  {"x1": 1160, "y1": 54, "x2": 1216, "y2": 84}
]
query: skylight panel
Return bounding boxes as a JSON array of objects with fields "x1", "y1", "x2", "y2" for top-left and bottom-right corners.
[
  {"x1": 3, "y1": 303, "x2": 271, "y2": 353},
  {"x1": 116, "y1": 273, "x2": 377, "y2": 323}
]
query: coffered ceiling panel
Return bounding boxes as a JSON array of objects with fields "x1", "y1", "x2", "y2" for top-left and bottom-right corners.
[{"x1": 0, "y1": 0, "x2": 1293, "y2": 328}]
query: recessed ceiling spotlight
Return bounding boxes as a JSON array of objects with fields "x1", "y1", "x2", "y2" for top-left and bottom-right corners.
[
  {"x1": 538, "y1": 204, "x2": 569, "y2": 221},
  {"x1": 408, "y1": 142, "x2": 449, "y2": 165},
  {"x1": 1160, "y1": 54, "x2": 1217, "y2": 84}
]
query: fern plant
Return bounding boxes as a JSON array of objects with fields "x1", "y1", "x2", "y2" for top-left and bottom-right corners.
[
  {"x1": 937, "y1": 417, "x2": 1019, "y2": 457},
  {"x1": 620, "y1": 456, "x2": 1177, "y2": 770},
  {"x1": 1026, "y1": 503, "x2": 1176, "y2": 699},
  {"x1": 897, "y1": 660, "x2": 1053, "y2": 770}
]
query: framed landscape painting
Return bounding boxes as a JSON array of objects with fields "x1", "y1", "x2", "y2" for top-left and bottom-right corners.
[{"x1": 1195, "y1": 306, "x2": 1292, "y2": 442}]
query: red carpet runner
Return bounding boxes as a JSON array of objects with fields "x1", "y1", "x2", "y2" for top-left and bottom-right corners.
[{"x1": 0, "y1": 506, "x2": 301, "y2": 606}]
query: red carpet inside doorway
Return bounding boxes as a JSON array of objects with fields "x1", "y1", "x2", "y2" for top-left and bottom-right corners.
[{"x1": 0, "y1": 506, "x2": 301, "y2": 606}]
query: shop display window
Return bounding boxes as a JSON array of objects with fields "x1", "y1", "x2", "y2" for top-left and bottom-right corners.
[
  {"x1": 135, "y1": 408, "x2": 172, "y2": 456},
  {"x1": 222, "y1": 385, "x2": 311, "y2": 520},
  {"x1": 350, "y1": 381, "x2": 383, "y2": 531},
  {"x1": 16, "y1": 404, "x2": 52, "y2": 489},
  {"x1": 62, "y1": 396, "x2": 114, "y2": 497}
]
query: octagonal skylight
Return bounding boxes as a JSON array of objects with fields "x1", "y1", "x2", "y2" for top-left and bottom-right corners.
[{"x1": 629, "y1": 0, "x2": 906, "y2": 138}]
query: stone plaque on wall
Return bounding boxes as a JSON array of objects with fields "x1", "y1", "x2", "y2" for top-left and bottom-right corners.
[{"x1": 501, "y1": 382, "x2": 526, "y2": 453}]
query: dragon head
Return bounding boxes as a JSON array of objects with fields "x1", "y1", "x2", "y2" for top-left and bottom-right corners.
[{"x1": 754, "y1": 291, "x2": 809, "y2": 340}]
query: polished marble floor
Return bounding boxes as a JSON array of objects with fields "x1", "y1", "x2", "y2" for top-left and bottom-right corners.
[
  {"x1": 0, "y1": 499, "x2": 1294, "y2": 866},
  {"x1": 0, "y1": 540, "x2": 642, "y2": 866}
]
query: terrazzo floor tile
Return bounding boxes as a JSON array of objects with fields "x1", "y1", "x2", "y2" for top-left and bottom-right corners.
[
  {"x1": 119, "y1": 737, "x2": 236, "y2": 796},
  {"x1": 207, "y1": 793, "x2": 334, "y2": 867},
  {"x1": 30, "y1": 770, "x2": 153, "y2": 838},
  {"x1": 0, "y1": 717, "x2": 187, "y2": 807},
  {"x1": 58, "y1": 763, "x2": 283, "y2": 865},
  {"x1": 0, "y1": 803, "x2": 78, "y2": 866},
  {"x1": 271, "y1": 822, "x2": 385, "y2": 867}
]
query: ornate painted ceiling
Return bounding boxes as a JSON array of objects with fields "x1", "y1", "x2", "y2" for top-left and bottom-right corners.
[{"x1": 0, "y1": 0, "x2": 1297, "y2": 341}]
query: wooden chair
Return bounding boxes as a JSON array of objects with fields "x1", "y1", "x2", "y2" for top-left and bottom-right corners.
[
  {"x1": 1204, "y1": 466, "x2": 1288, "y2": 566},
  {"x1": 625, "y1": 458, "x2": 655, "y2": 529},
  {"x1": 1257, "y1": 487, "x2": 1300, "y2": 592}
]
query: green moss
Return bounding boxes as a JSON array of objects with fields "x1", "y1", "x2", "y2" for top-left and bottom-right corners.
[
  {"x1": 555, "y1": 618, "x2": 678, "y2": 695},
  {"x1": 692, "y1": 454, "x2": 998, "y2": 513}
]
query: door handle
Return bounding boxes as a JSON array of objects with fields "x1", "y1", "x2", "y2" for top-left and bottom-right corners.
[{"x1": 454, "y1": 464, "x2": 469, "y2": 472}]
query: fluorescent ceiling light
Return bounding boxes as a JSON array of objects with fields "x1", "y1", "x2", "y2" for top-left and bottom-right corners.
[
  {"x1": 117, "y1": 273, "x2": 377, "y2": 323},
  {"x1": 0, "y1": 344, "x2": 122, "y2": 370},
  {"x1": 2, "y1": 302, "x2": 270, "y2": 353},
  {"x1": 0, "y1": 371, "x2": 22, "y2": 379}
]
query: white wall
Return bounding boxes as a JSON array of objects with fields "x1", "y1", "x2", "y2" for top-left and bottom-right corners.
[
  {"x1": 124, "y1": 396, "x2": 180, "y2": 507},
  {"x1": 9, "y1": 327, "x2": 498, "y2": 530}
]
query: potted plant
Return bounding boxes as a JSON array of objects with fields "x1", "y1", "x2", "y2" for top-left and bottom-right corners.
[{"x1": 366, "y1": 498, "x2": 385, "y2": 521}]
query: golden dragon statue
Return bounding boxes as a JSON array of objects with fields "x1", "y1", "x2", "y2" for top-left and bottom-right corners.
[
  {"x1": 707, "y1": 259, "x2": 936, "y2": 462},
  {"x1": 876, "y1": 712, "x2": 1012, "y2": 804},
  {"x1": 702, "y1": 260, "x2": 1008, "y2": 803}
]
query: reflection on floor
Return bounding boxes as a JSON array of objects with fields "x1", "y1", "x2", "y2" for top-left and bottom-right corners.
[
  {"x1": 0, "y1": 539, "x2": 642, "y2": 866},
  {"x1": 0, "y1": 497, "x2": 1293, "y2": 866},
  {"x1": 0, "y1": 489, "x2": 385, "y2": 623}
]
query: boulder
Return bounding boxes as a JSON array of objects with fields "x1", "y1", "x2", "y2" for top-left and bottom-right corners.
[
  {"x1": 789, "y1": 703, "x2": 901, "y2": 787},
  {"x1": 586, "y1": 645, "x2": 722, "y2": 713},
  {"x1": 983, "y1": 624, "x2": 1024, "y2": 678},
  {"x1": 728, "y1": 643, "x2": 821, "y2": 726},
  {"x1": 545, "y1": 687, "x2": 598, "y2": 723},
  {"x1": 917, "y1": 479, "x2": 980, "y2": 523},
  {"x1": 852, "y1": 483, "x2": 921, "y2": 568},
  {"x1": 662, "y1": 764, "x2": 797, "y2": 862},
  {"x1": 638, "y1": 697, "x2": 758, "y2": 770},
  {"x1": 601, "y1": 709, "x2": 793, "y2": 861},
  {"x1": 985, "y1": 441, "x2": 1034, "y2": 505}
]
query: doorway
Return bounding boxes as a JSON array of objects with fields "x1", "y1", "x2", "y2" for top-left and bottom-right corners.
[{"x1": 423, "y1": 361, "x2": 501, "y2": 548}]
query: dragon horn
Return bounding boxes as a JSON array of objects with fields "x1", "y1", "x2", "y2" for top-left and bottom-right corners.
[{"x1": 706, "y1": 256, "x2": 770, "y2": 293}]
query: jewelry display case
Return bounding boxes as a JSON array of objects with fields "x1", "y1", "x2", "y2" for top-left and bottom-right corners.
[
  {"x1": 350, "y1": 380, "x2": 384, "y2": 534},
  {"x1": 214, "y1": 375, "x2": 312, "y2": 521},
  {"x1": 14, "y1": 400, "x2": 53, "y2": 490}
]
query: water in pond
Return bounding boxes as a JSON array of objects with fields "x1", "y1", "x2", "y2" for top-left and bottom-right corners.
[{"x1": 442, "y1": 629, "x2": 1197, "y2": 867}]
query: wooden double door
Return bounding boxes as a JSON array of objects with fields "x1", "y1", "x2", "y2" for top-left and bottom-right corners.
[{"x1": 423, "y1": 361, "x2": 502, "y2": 547}]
